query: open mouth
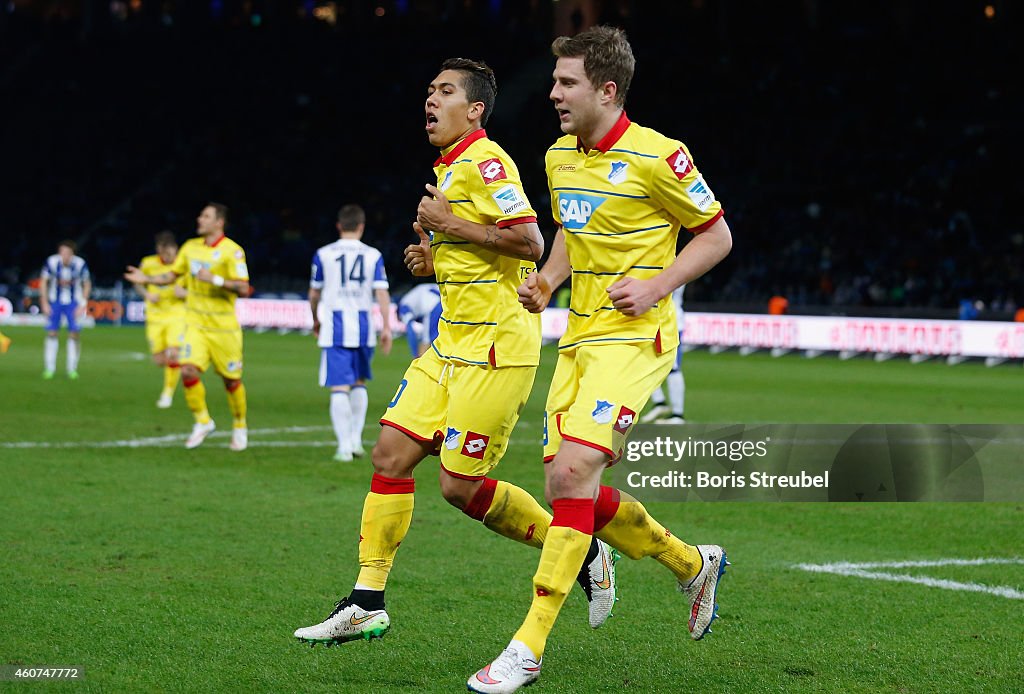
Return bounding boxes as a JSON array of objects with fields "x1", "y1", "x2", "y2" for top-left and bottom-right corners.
[
  {"x1": 556, "y1": 108, "x2": 570, "y2": 121},
  {"x1": 426, "y1": 112, "x2": 439, "y2": 130}
]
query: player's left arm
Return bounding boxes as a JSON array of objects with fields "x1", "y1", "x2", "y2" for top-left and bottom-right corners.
[
  {"x1": 417, "y1": 184, "x2": 544, "y2": 261},
  {"x1": 78, "y1": 274, "x2": 92, "y2": 318},
  {"x1": 609, "y1": 218, "x2": 731, "y2": 317},
  {"x1": 196, "y1": 247, "x2": 250, "y2": 295},
  {"x1": 608, "y1": 147, "x2": 732, "y2": 316},
  {"x1": 375, "y1": 288, "x2": 393, "y2": 356}
]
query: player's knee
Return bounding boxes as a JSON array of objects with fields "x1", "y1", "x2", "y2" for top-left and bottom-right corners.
[
  {"x1": 547, "y1": 464, "x2": 588, "y2": 499},
  {"x1": 370, "y1": 440, "x2": 415, "y2": 478},
  {"x1": 437, "y1": 471, "x2": 474, "y2": 510},
  {"x1": 181, "y1": 364, "x2": 200, "y2": 381},
  {"x1": 152, "y1": 353, "x2": 166, "y2": 366}
]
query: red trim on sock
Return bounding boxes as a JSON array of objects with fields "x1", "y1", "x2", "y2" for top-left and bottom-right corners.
[
  {"x1": 370, "y1": 473, "x2": 415, "y2": 495},
  {"x1": 225, "y1": 380, "x2": 242, "y2": 393},
  {"x1": 462, "y1": 477, "x2": 498, "y2": 520},
  {"x1": 551, "y1": 498, "x2": 594, "y2": 534},
  {"x1": 182, "y1": 375, "x2": 200, "y2": 388},
  {"x1": 593, "y1": 485, "x2": 621, "y2": 532},
  {"x1": 168, "y1": 361, "x2": 180, "y2": 369}
]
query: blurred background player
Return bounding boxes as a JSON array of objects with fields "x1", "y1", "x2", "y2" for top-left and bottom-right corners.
[
  {"x1": 309, "y1": 204, "x2": 393, "y2": 462},
  {"x1": 0, "y1": 330, "x2": 11, "y2": 354},
  {"x1": 641, "y1": 285, "x2": 686, "y2": 424},
  {"x1": 124, "y1": 203, "x2": 251, "y2": 451},
  {"x1": 396, "y1": 282, "x2": 441, "y2": 357},
  {"x1": 132, "y1": 231, "x2": 187, "y2": 408},
  {"x1": 40, "y1": 239, "x2": 91, "y2": 379},
  {"x1": 476, "y1": 27, "x2": 733, "y2": 692},
  {"x1": 293, "y1": 58, "x2": 616, "y2": 650}
]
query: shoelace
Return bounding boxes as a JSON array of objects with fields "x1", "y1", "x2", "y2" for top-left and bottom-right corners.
[
  {"x1": 327, "y1": 598, "x2": 352, "y2": 618},
  {"x1": 489, "y1": 648, "x2": 526, "y2": 680}
]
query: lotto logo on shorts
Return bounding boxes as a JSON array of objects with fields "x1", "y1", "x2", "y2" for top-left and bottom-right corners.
[
  {"x1": 461, "y1": 431, "x2": 490, "y2": 459},
  {"x1": 477, "y1": 158, "x2": 507, "y2": 184},
  {"x1": 613, "y1": 406, "x2": 636, "y2": 434}
]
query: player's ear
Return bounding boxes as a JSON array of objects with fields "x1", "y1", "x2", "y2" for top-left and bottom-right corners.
[
  {"x1": 468, "y1": 101, "x2": 485, "y2": 122},
  {"x1": 600, "y1": 81, "x2": 618, "y2": 106}
]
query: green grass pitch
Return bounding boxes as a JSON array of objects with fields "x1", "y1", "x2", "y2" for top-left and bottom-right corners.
[{"x1": 1, "y1": 325, "x2": 1022, "y2": 692}]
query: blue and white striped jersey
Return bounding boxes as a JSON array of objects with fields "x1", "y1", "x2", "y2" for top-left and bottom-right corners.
[
  {"x1": 310, "y1": 239, "x2": 388, "y2": 348},
  {"x1": 41, "y1": 254, "x2": 90, "y2": 305}
]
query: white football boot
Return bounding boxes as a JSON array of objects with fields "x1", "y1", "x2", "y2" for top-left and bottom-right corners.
[
  {"x1": 680, "y1": 544, "x2": 729, "y2": 640},
  {"x1": 156, "y1": 393, "x2": 173, "y2": 409},
  {"x1": 293, "y1": 598, "x2": 390, "y2": 645},
  {"x1": 576, "y1": 539, "x2": 619, "y2": 628},
  {"x1": 229, "y1": 427, "x2": 248, "y2": 452},
  {"x1": 468, "y1": 640, "x2": 542, "y2": 693},
  {"x1": 185, "y1": 420, "x2": 216, "y2": 449}
]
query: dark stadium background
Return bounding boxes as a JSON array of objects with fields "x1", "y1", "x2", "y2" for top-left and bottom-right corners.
[{"x1": 1, "y1": 0, "x2": 1020, "y2": 317}]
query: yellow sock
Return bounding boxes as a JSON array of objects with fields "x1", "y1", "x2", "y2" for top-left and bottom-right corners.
[
  {"x1": 356, "y1": 474, "x2": 415, "y2": 591},
  {"x1": 512, "y1": 499, "x2": 593, "y2": 658},
  {"x1": 183, "y1": 377, "x2": 211, "y2": 424},
  {"x1": 225, "y1": 381, "x2": 247, "y2": 428},
  {"x1": 464, "y1": 479, "x2": 550, "y2": 549},
  {"x1": 162, "y1": 365, "x2": 180, "y2": 396},
  {"x1": 596, "y1": 489, "x2": 701, "y2": 583}
]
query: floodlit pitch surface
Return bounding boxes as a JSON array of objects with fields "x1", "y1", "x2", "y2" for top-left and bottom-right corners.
[{"x1": 1, "y1": 326, "x2": 1022, "y2": 693}]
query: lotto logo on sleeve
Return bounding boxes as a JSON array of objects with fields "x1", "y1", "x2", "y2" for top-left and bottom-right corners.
[
  {"x1": 666, "y1": 147, "x2": 693, "y2": 180},
  {"x1": 461, "y1": 431, "x2": 490, "y2": 459},
  {"x1": 478, "y1": 158, "x2": 508, "y2": 184},
  {"x1": 613, "y1": 406, "x2": 636, "y2": 434}
]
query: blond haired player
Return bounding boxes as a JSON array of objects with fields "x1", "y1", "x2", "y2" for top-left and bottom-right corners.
[
  {"x1": 470, "y1": 27, "x2": 733, "y2": 693},
  {"x1": 293, "y1": 58, "x2": 617, "y2": 648},
  {"x1": 133, "y1": 230, "x2": 187, "y2": 408},
  {"x1": 125, "y1": 203, "x2": 250, "y2": 451}
]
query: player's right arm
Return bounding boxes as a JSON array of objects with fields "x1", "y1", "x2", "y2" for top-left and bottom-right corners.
[
  {"x1": 517, "y1": 227, "x2": 569, "y2": 313},
  {"x1": 308, "y1": 287, "x2": 321, "y2": 338},
  {"x1": 124, "y1": 267, "x2": 179, "y2": 286}
]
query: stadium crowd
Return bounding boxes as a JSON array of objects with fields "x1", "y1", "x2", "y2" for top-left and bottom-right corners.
[{"x1": 1, "y1": 0, "x2": 1019, "y2": 316}]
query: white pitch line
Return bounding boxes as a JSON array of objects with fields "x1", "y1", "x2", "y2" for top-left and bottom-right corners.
[
  {"x1": 795, "y1": 558, "x2": 1024, "y2": 600},
  {"x1": 0, "y1": 425, "x2": 542, "y2": 450}
]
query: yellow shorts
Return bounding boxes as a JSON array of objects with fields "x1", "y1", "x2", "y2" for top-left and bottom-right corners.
[
  {"x1": 180, "y1": 325, "x2": 244, "y2": 379},
  {"x1": 382, "y1": 347, "x2": 537, "y2": 479},
  {"x1": 543, "y1": 342, "x2": 673, "y2": 463},
  {"x1": 146, "y1": 320, "x2": 185, "y2": 355}
]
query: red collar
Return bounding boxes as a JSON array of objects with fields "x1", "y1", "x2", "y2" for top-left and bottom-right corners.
[
  {"x1": 435, "y1": 128, "x2": 488, "y2": 167},
  {"x1": 577, "y1": 111, "x2": 631, "y2": 153},
  {"x1": 205, "y1": 233, "x2": 226, "y2": 247}
]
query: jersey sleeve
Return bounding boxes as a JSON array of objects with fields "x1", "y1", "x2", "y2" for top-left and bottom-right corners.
[
  {"x1": 225, "y1": 245, "x2": 249, "y2": 281},
  {"x1": 80, "y1": 261, "x2": 91, "y2": 281},
  {"x1": 467, "y1": 155, "x2": 537, "y2": 228},
  {"x1": 170, "y1": 243, "x2": 188, "y2": 276},
  {"x1": 651, "y1": 142, "x2": 724, "y2": 234},
  {"x1": 40, "y1": 259, "x2": 52, "y2": 280},
  {"x1": 372, "y1": 252, "x2": 388, "y2": 290},
  {"x1": 310, "y1": 251, "x2": 324, "y2": 289}
]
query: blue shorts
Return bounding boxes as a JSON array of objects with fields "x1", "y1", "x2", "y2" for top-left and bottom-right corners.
[
  {"x1": 319, "y1": 346, "x2": 374, "y2": 387},
  {"x1": 47, "y1": 303, "x2": 81, "y2": 332}
]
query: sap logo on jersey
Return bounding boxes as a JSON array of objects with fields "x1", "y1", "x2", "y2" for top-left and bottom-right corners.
[
  {"x1": 444, "y1": 426, "x2": 462, "y2": 450},
  {"x1": 492, "y1": 184, "x2": 528, "y2": 215},
  {"x1": 592, "y1": 399, "x2": 615, "y2": 425},
  {"x1": 558, "y1": 193, "x2": 605, "y2": 230}
]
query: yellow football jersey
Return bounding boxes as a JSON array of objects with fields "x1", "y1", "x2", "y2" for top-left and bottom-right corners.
[
  {"x1": 430, "y1": 129, "x2": 541, "y2": 367},
  {"x1": 171, "y1": 236, "x2": 249, "y2": 332},
  {"x1": 546, "y1": 113, "x2": 724, "y2": 352},
  {"x1": 138, "y1": 254, "x2": 186, "y2": 323}
]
